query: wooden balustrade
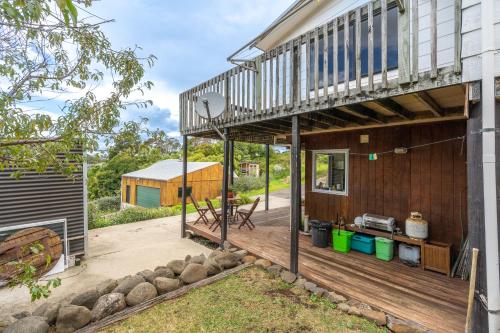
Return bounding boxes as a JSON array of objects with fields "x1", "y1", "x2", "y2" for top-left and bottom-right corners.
[{"x1": 180, "y1": 0, "x2": 462, "y2": 136}]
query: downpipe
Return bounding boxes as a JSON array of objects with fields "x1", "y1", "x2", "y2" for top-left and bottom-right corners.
[{"x1": 481, "y1": 0, "x2": 500, "y2": 331}]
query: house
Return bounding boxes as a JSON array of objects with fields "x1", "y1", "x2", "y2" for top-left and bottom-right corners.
[
  {"x1": 121, "y1": 160, "x2": 223, "y2": 208},
  {"x1": 239, "y1": 161, "x2": 260, "y2": 177},
  {"x1": 0, "y1": 150, "x2": 88, "y2": 259},
  {"x1": 179, "y1": 0, "x2": 499, "y2": 332}
]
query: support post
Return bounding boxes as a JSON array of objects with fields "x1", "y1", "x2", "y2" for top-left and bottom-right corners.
[
  {"x1": 221, "y1": 128, "x2": 230, "y2": 246},
  {"x1": 181, "y1": 135, "x2": 188, "y2": 238},
  {"x1": 265, "y1": 144, "x2": 270, "y2": 211},
  {"x1": 290, "y1": 116, "x2": 301, "y2": 274},
  {"x1": 229, "y1": 140, "x2": 234, "y2": 186}
]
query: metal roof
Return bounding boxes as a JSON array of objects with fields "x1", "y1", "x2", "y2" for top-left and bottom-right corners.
[{"x1": 122, "y1": 160, "x2": 220, "y2": 181}]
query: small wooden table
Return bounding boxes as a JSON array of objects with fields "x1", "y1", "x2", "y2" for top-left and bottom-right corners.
[
  {"x1": 217, "y1": 197, "x2": 242, "y2": 224},
  {"x1": 344, "y1": 225, "x2": 426, "y2": 269}
]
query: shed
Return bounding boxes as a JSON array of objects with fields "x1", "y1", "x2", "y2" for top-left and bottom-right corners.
[
  {"x1": 121, "y1": 160, "x2": 223, "y2": 208},
  {"x1": 239, "y1": 162, "x2": 260, "y2": 177},
  {"x1": 0, "y1": 150, "x2": 87, "y2": 258}
]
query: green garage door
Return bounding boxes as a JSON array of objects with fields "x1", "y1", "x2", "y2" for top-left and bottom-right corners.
[{"x1": 136, "y1": 186, "x2": 160, "y2": 208}]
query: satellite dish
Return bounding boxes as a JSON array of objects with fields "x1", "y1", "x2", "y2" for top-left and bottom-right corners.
[{"x1": 194, "y1": 92, "x2": 225, "y2": 120}]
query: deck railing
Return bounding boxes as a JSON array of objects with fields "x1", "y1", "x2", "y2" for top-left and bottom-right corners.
[{"x1": 180, "y1": 0, "x2": 462, "y2": 135}]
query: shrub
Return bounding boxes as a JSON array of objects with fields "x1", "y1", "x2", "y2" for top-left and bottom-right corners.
[
  {"x1": 89, "y1": 206, "x2": 181, "y2": 229},
  {"x1": 92, "y1": 196, "x2": 121, "y2": 213},
  {"x1": 272, "y1": 164, "x2": 289, "y2": 179},
  {"x1": 238, "y1": 194, "x2": 253, "y2": 205},
  {"x1": 232, "y1": 176, "x2": 265, "y2": 193}
]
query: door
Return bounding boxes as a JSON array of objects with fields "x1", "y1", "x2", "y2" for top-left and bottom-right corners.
[{"x1": 136, "y1": 185, "x2": 160, "y2": 208}]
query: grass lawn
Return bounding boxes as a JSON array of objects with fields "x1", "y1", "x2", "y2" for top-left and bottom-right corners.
[
  {"x1": 102, "y1": 267, "x2": 387, "y2": 333},
  {"x1": 241, "y1": 178, "x2": 290, "y2": 197}
]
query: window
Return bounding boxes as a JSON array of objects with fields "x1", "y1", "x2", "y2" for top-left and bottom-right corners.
[
  {"x1": 312, "y1": 150, "x2": 349, "y2": 195},
  {"x1": 178, "y1": 186, "x2": 192, "y2": 198},
  {"x1": 125, "y1": 185, "x2": 131, "y2": 203},
  {"x1": 309, "y1": 5, "x2": 399, "y2": 89}
]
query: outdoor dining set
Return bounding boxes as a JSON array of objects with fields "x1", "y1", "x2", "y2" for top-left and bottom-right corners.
[{"x1": 190, "y1": 194, "x2": 259, "y2": 232}]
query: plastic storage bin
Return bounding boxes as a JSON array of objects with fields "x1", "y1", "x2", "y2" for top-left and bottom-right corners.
[
  {"x1": 399, "y1": 243, "x2": 420, "y2": 266},
  {"x1": 351, "y1": 234, "x2": 375, "y2": 254},
  {"x1": 375, "y1": 237, "x2": 394, "y2": 261},
  {"x1": 309, "y1": 220, "x2": 332, "y2": 248},
  {"x1": 332, "y1": 229, "x2": 355, "y2": 253}
]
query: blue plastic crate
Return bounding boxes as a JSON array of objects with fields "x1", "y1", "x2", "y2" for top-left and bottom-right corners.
[{"x1": 351, "y1": 234, "x2": 375, "y2": 254}]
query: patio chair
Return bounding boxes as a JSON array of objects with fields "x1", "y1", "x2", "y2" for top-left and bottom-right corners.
[
  {"x1": 236, "y1": 197, "x2": 260, "y2": 230},
  {"x1": 205, "y1": 198, "x2": 222, "y2": 231},
  {"x1": 190, "y1": 194, "x2": 209, "y2": 225}
]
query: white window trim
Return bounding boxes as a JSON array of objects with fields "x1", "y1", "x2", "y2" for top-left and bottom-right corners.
[{"x1": 311, "y1": 149, "x2": 349, "y2": 196}]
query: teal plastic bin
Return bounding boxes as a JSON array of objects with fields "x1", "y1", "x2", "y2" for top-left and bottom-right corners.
[
  {"x1": 375, "y1": 237, "x2": 394, "y2": 261},
  {"x1": 332, "y1": 229, "x2": 355, "y2": 253},
  {"x1": 351, "y1": 234, "x2": 375, "y2": 254}
]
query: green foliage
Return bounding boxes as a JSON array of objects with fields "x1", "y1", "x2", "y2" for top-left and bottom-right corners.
[
  {"x1": 232, "y1": 176, "x2": 265, "y2": 193},
  {"x1": 7, "y1": 241, "x2": 61, "y2": 302},
  {"x1": 89, "y1": 206, "x2": 179, "y2": 229},
  {"x1": 92, "y1": 195, "x2": 120, "y2": 213},
  {"x1": 237, "y1": 194, "x2": 253, "y2": 205},
  {"x1": 0, "y1": 0, "x2": 156, "y2": 175}
]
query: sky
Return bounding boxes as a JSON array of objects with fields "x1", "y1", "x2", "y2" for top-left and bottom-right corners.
[{"x1": 80, "y1": 0, "x2": 292, "y2": 137}]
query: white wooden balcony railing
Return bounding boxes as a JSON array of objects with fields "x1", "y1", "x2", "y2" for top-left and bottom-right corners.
[{"x1": 179, "y1": 0, "x2": 462, "y2": 136}]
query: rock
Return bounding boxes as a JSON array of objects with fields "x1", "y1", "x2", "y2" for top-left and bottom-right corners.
[
  {"x1": 154, "y1": 266, "x2": 167, "y2": 271},
  {"x1": 267, "y1": 264, "x2": 283, "y2": 277},
  {"x1": 96, "y1": 279, "x2": 118, "y2": 296},
  {"x1": 125, "y1": 282, "x2": 158, "y2": 306},
  {"x1": 117, "y1": 275, "x2": 131, "y2": 284},
  {"x1": 153, "y1": 277, "x2": 181, "y2": 294},
  {"x1": 280, "y1": 270, "x2": 297, "y2": 284},
  {"x1": 70, "y1": 289, "x2": 100, "y2": 310},
  {"x1": 152, "y1": 268, "x2": 175, "y2": 280},
  {"x1": 11, "y1": 311, "x2": 30, "y2": 320},
  {"x1": 254, "y1": 259, "x2": 272, "y2": 269},
  {"x1": 223, "y1": 240, "x2": 231, "y2": 250},
  {"x1": 337, "y1": 303, "x2": 350, "y2": 312},
  {"x1": 304, "y1": 281, "x2": 317, "y2": 293},
  {"x1": 188, "y1": 254, "x2": 206, "y2": 265},
  {"x1": 112, "y1": 275, "x2": 145, "y2": 295},
  {"x1": 360, "y1": 309, "x2": 387, "y2": 326},
  {"x1": 294, "y1": 277, "x2": 306, "y2": 289},
  {"x1": 184, "y1": 255, "x2": 192, "y2": 263},
  {"x1": 91, "y1": 293, "x2": 126, "y2": 322},
  {"x1": 0, "y1": 314, "x2": 17, "y2": 332},
  {"x1": 228, "y1": 247, "x2": 238, "y2": 253},
  {"x1": 203, "y1": 258, "x2": 223, "y2": 276},
  {"x1": 242, "y1": 255, "x2": 257, "y2": 264},
  {"x1": 213, "y1": 252, "x2": 239, "y2": 269},
  {"x1": 208, "y1": 249, "x2": 223, "y2": 259},
  {"x1": 314, "y1": 288, "x2": 327, "y2": 297},
  {"x1": 348, "y1": 306, "x2": 361, "y2": 316},
  {"x1": 137, "y1": 269, "x2": 155, "y2": 280},
  {"x1": 179, "y1": 263, "x2": 208, "y2": 284},
  {"x1": 233, "y1": 250, "x2": 248, "y2": 259},
  {"x1": 56, "y1": 305, "x2": 91, "y2": 333},
  {"x1": 3, "y1": 316, "x2": 48, "y2": 333},
  {"x1": 166, "y1": 260, "x2": 186, "y2": 275},
  {"x1": 326, "y1": 292, "x2": 347, "y2": 304},
  {"x1": 387, "y1": 317, "x2": 427, "y2": 333},
  {"x1": 33, "y1": 302, "x2": 61, "y2": 324}
]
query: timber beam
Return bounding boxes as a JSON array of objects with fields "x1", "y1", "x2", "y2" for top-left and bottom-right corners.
[
  {"x1": 373, "y1": 98, "x2": 415, "y2": 120},
  {"x1": 340, "y1": 104, "x2": 388, "y2": 124},
  {"x1": 300, "y1": 115, "x2": 331, "y2": 130},
  {"x1": 414, "y1": 91, "x2": 444, "y2": 117},
  {"x1": 304, "y1": 113, "x2": 346, "y2": 128},
  {"x1": 320, "y1": 109, "x2": 368, "y2": 126},
  {"x1": 495, "y1": 77, "x2": 500, "y2": 100}
]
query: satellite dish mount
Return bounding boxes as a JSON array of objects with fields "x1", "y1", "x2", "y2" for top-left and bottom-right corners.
[{"x1": 194, "y1": 92, "x2": 227, "y2": 141}]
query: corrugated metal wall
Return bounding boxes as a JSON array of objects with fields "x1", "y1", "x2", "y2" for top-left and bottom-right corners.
[{"x1": 0, "y1": 153, "x2": 86, "y2": 257}]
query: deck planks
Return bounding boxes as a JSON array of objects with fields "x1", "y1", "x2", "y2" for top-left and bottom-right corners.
[{"x1": 187, "y1": 206, "x2": 468, "y2": 333}]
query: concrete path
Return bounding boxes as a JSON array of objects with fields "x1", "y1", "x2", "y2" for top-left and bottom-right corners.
[{"x1": 0, "y1": 193, "x2": 290, "y2": 315}]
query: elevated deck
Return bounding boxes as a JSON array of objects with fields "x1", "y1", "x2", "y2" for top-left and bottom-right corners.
[{"x1": 187, "y1": 206, "x2": 468, "y2": 333}]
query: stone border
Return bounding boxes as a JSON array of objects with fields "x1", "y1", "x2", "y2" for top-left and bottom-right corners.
[{"x1": 76, "y1": 263, "x2": 252, "y2": 333}]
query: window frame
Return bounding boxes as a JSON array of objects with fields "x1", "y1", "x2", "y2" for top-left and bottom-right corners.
[{"x1": 311, "y1": 149, "x2": 349, "y2": 196}]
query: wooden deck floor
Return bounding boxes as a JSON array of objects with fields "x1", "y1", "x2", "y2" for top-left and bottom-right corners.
[{"x1": 187, "y1": 207, "x2": 468, "y2": 333}]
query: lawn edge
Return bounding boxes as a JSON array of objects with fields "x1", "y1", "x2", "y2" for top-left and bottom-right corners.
[{"x1": 76, "y1": 263, "x2": 253, "y2": 333}]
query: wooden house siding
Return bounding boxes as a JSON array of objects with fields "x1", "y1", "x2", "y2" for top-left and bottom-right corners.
[
  {"x1": 304, "y1": 120, "x2": 467, "y2": 253},
  {"x1": 121, "y1": 163, "x2": 223, "y2": 207}
]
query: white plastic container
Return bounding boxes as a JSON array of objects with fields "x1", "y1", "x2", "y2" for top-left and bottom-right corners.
[{"x1": 399, "y1": 244, "x2": 420, "y2": 266}]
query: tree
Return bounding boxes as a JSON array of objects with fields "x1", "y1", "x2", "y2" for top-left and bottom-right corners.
[{"x1": 0, "y1": 0, "x2": 156, "y2": 176}]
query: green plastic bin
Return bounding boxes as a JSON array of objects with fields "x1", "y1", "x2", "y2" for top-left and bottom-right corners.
[
  {"x1": 332, "y1": 229, "x2": 355, "y2": 253},
  {"x1": 375, "y1": 237, "x2": 394, "y2": 261}
]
